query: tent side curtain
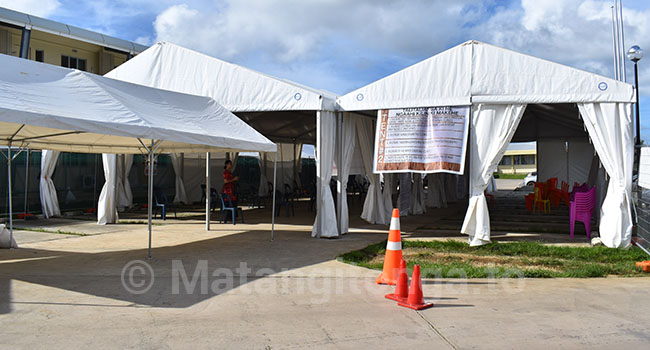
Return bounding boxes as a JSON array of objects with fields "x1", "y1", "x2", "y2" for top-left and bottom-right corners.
[
  {"x1": 461, "y1": 104, "x2": 527, "y2": 246},
  {"x1": 97, "y1": 154, "x2": 118, "y2": 225},
  {"x1": 116, "y1": 154, "x2": 134, "y2": 209},
  {"x1": 170, "y1": 153, "x2": 188, "y2": 204},
  {"x1": 356, "y1": 115, "x2": 391, "y2": 225},
  {"x1": 338, "y1": 112, "x2": 357, "y2": 233},
  {"x1": 39, "y1": 149, "x2": 61, "y2": 218},
  {"x1": 577, "y1": 102, "x2": 634, "y2": 248},
  {"x1": 312, "y1": 110, "x2": 338, "y2": 237}
]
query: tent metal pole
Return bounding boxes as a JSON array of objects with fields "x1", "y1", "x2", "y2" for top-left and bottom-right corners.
[
  {"x1": 7, "y1": 143, "x2": 14, "y2": 248},
  {"x1": 315, "y1": 111, "x2": 322, "y2": 238},
  {"x1": 336, "y1": 111, "x2": 343, "y2": 235},
  {"x1": 271, "y1": 151, "x2": 277, "y2": 241},
  {"x1": 206, "y1": 152, "x2": 211, "y2": 231},
  {"x1": 147, "y1": 141, "x2": 154, "y2": 260},
  {"x1": 113, "y1": 154, "x2": 118, "y2": 221},
  {"x1": 24, "y1": 149, "x2": 29, "y2": 215}
]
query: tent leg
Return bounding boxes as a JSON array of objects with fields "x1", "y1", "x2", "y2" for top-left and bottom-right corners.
[
  {"x1": 271, "y1": 151, "x2": 277, "y2": 241},
  {"x1": 206, "y1": 152, "x2": 210, "y2": 231},
  {"x1": 7, "y1": 144, "x2": 13, "y2": 249},
  {"x1": 147, "y1": 142, "x2": 154, "y2": 260}
]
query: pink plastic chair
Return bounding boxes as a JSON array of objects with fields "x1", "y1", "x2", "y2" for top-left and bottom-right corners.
[{"x1": 569, "y1": 186, "x2": 596, "y2": 239}]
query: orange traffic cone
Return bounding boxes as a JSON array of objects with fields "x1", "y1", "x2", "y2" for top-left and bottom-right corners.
[
  {"x1": 385, "y1": 259, "x2": 409, "y2": 302},
  {"x1": 377, "y1": 208, "x2": 403, "y2": 285},
  {"x1": 398, "y1": 264, "x2": 433, "y2": 310},
  {"x1": 636, "y1": 261, "x2": 650, "y2": 273}
]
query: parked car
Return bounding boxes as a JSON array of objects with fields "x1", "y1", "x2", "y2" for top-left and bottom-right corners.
[{"x1": 523, "y1": 172, "x2": 537, "y2": 186}]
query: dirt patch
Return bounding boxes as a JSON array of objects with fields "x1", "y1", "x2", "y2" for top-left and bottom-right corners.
[{"x1": 368, "y1": 247, "x2": 572, "y2": 272}]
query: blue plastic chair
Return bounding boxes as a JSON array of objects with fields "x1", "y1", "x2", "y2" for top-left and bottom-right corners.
[
  {"x1": 219, "y1": 193, "x2": 243, "y2": 225},
  {"x1": 154, "y1": 190, "x2": 176, "y2": 220}
]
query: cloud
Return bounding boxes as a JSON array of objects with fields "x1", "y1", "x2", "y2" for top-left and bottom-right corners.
[
  {"x1": 151, "y1": 0, "x2": 484, "y2": 93},
  {"x1": 0, "y1": 0, "x2": 60, "y2": 17},
  {"x1": 148, "y1": 0, "x2": 650, "y2": 97}
]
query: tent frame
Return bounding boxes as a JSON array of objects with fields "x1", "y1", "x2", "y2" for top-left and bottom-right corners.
[{"x1": 3, "y1": 134, "x2": 278, "y2": 257}]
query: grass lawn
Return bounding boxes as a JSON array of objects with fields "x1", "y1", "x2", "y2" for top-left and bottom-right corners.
[
  {"x1": 493, "y1": 173, "x2": 527, "y2": 179},
  {"x1": 339, "y1": 240, "x2": 650, "y2": 278}
]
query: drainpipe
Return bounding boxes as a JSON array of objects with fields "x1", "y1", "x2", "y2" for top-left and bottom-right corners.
[{"x1": 19, "y1": 25, "x2": 32, "y2": 59}]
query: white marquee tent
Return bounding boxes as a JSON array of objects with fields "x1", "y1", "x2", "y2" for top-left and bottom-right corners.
[
  {"x1": 339, "y1": 40, "x2": 636, "y2": 248},
  {"x1": 0, "y1": 53, "x2": 276, "y2": 255},
  {"x1": 105, "y1": 42, "x2": 340, "y2": 238}
]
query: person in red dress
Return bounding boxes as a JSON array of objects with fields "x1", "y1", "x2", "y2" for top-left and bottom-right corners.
[{"x1": 222, "y1": 160, "x2": 238, "y2": 207}]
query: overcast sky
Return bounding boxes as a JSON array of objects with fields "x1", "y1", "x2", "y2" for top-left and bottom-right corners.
[{"x1": 3, "y1": 0, "x2": 650, "y2": 141}]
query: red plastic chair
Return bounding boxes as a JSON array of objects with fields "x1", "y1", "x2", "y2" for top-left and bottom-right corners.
[
  {"x1": 551, "y1": 181, "x2": 570, "y2": 207},
  {"x1": 525, "y1": 193, "x2": 534, "y2": 212},
  {"x1": 546, "y1": 178, "x2": 557, "y2": 195},
  {"x1": 570, "y1": 186, "x2": 596, "y2": 239}
]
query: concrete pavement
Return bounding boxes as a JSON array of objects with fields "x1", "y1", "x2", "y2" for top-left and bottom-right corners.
[{"x1": 1, "y1": 212, "x2": 649, "y2": 349}]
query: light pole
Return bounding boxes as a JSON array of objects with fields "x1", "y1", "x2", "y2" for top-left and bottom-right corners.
[{"x1": 627, "y1": 45, "x2": 643, "y2": 146}]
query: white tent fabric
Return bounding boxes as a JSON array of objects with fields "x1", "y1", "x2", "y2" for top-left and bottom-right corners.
[
  {"x1": 39, "y1": 149, "x2": 61, "y2": 218},
  {"x1": 357, "y1": 117, "x2": 390, "y2": 225},
  {"x1": 293, "y1": 144, "x2": 303, "y2": 189},
  {"x1": 106, "y1": 41, "x2": 336, "y2": 112},
  {"x1": 0, "y1": 54, "x2": 276, "y2": 154},
  {"x1": 339, "y1": 40, "x2": 634, "y2": 110},
  {"x1": 312, "y1": 111, "x2": 338, "y2": 237},
  {"x1": 337, "y1": 113, "x2": 356, "y2": 234},
  {"x1": 577, "y1": 102, "x2": 633, "y2": 248},
  {"x1": 537, "y1": 139, "x2": 594, "y2": 186},
  {"x1": 339, "y1": 40, "x2": 635, "y2": 248},
  {"x1": 461, "y1": 104, "x2": 527, "y2": 246},
  {"x1": 98, "y1": 154, "x2": 118, "y2": 225},
  {"x1": 262, "y1": 144, "x2": 300, "y2": 191},
  {"x1": 171, "y1": 153, "x2": 188, "y2": 204},
  {"x1": 116, "y1": 154, "x2": 133, "y2": 209},
  {"x1": 106, "y1": 41, "x2": 340, "y2": 239},
  {"x1": 398, "y1": 173, "x2": 411, "y2": 216},
  {"x1": 426, "y1": 174, "x2": 447, "y2": 209},
  {"x1": 410, "y1": 173, "x2": 426, "y2": 215},
  {"x1": 0, "y1": 53, "x2": 276, "y2": 255}
]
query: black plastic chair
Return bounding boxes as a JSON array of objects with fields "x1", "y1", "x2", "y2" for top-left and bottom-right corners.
[
  {"x1": 219, "y1": 193, "x2": 243, "y2": 224},
  {"x1": 154, "y1": 190, "x2": 176, "y2": 220},
  {"x1": 275, "y1": 189, "x2": 295, "y2": 217}
]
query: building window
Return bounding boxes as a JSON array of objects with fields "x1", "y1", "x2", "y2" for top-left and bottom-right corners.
[
  {"x1": 513, "y1": 155, "x2": 536, "y2": 165},
  {"x1": 61, "y1": 55, "x2": 87, "y2": 71},
  {"x1": 499, "y1": 156, "x2": 512, "y2": 166},
  {"x1": 35, "y1": 50, "x2": 44, "y2": 62}
]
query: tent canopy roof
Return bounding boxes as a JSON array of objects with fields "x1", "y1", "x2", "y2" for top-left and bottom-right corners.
[
  {"x1": 106, "y1": 41, "x2": 338, "y2": 112},
  {"x1": 0, "y1": 53, "x2": 276, "y2": 154},
  {"x1": 338, "y1": 40, "x2": 635, "y2": 111}
]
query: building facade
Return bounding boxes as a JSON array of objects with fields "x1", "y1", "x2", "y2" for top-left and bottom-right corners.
[
  {"x1": 0, "y1": 7, "x2": 149, "y2": 215},
  {"x1": 497, "y1": 146, "x2": 537, "y2": 175},
  {"x1": 0, "y1": 7, "x2": 147, "y2": 75}
]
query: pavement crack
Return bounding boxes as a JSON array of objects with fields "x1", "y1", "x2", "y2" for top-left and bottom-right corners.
[{"x1": 416, "y1": 312, "x2": 457, "y2": 350}]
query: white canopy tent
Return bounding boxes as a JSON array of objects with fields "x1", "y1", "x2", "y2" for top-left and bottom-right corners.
[
  {"x1": 338, "y1": 40, "x2": 636, "y2": 248},
  {"x1": 0, "y1": 53, "x2": 276, "y2": 255},
  {"x1": 106, "y1": 42, "x2": 341, "y2": 238}
]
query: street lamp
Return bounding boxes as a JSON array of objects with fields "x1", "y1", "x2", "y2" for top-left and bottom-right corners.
[{"x1": 627, "y1": 45, "x2": 643, "y2": 145}]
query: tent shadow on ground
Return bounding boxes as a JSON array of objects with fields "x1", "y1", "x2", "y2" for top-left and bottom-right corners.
[{"x1": 0, "y1": 229, "x2": 386, "y2": 314}]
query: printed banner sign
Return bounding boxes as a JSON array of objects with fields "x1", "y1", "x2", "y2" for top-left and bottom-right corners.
[{"x1": 374, "y1": 106, "x2": 469, "y2": 174}]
